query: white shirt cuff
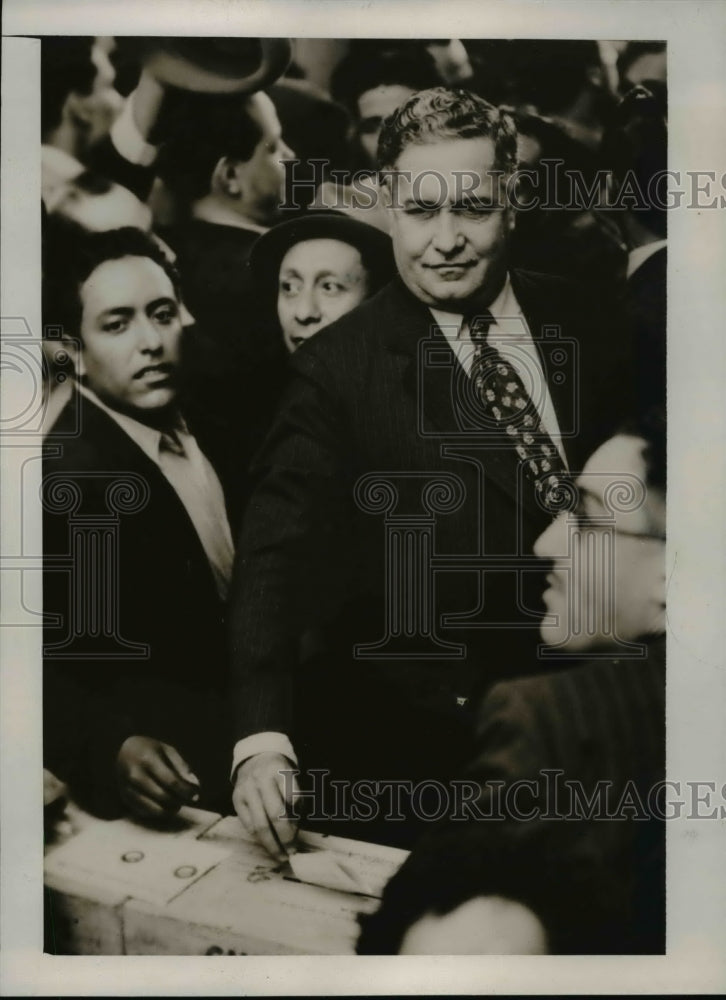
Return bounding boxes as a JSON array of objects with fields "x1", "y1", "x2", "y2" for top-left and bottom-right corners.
[
  {"x1": 110, "y1": 96, "x2": 159, "y2": 168},
  {"x1": 231, "y1": 732, "x2": 298, "y2": 781}
]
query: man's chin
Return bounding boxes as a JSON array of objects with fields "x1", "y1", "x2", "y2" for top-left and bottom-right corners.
[
  {"x1": 116, "y1": 390, "x2": 179, "y2": 425},
  {"x1": 419, "y1": 280, "x2": 481, "y2": 308}
]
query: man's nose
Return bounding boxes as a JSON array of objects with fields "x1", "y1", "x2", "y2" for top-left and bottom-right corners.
[
  {"x1": 432, "y1": 209, "x2": 464, "y2": 255},
  {"x1": 533, "y1": 511, "x2": 568, "y2": 560},
  {"x1": 137, "y1": 317, "x2": 164, "y2": 352},
  {"x1": 280, "y1": 140, "x2": 295, "y2": 162},
  {"x1": 294, "y1": 288, "x2": 321, "y2": 324}
]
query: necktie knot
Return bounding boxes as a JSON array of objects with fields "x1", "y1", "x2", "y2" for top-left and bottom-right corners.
[
  {"x1": 467, "y1": 311, "x2": 495, "y2": 344},
  {"x1": 160, "y1": 428, "x2": 186, "y2": 457}
]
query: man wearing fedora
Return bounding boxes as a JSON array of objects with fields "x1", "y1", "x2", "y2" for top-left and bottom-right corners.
[
  {"x1": 228, "y1": 88, "x2": 634, "y2": 856},
  {"x1": 248, "y1": 210, "x2": 396, "y2": 355}
]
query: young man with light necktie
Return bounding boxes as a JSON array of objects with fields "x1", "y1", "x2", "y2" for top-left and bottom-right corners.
[{"x1": 43, "y1": 226, "x2": 235, "y2": 821}]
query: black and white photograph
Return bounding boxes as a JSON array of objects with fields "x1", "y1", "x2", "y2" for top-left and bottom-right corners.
[{"x1": 1, "y1": 0, "x2": 724, "y2": 995}]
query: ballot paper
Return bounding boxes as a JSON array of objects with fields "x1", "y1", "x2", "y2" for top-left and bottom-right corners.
[
  {"x1": 287, "y1": 850, "x2": 377, "y2": 897},
  {"x1": 44, "y1": 819, "x2": 231, "y2": 907}
]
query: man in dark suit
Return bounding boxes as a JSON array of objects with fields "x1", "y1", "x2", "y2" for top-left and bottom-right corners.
[
  {"x1": 155, "y1": 90, "x2": 296, "y2": 515},
  {"x1": 601, "y1": 82, "x2": 668, "y2": 413},
  {"x1": 229, "y1": 88, "x2": 632, "y2": 856},
  {"x1": 43, "y1": 226, "x2": 235, "y2": 820},
  {"x1": 357, "y1": 410, "x2": 666, "y2": 954}
]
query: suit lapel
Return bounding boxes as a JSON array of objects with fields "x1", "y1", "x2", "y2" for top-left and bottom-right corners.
[
  {"x1": 382, "y1": 280, "x2": 543, "y2": 520},
  {"x1": 63, "y1": 392, "x2": 220, "y2": 591}
]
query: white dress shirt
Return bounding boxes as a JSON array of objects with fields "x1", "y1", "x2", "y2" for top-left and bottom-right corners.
[
  {"x1": 430, "y1": 274, "x2": 567, "y2": 465},
  {"x1": 627, "y1": 239, "x2": 667, "y2": 280},
  {"x1": 79, "y1": 386, "x2": 234, "y2": 602}
]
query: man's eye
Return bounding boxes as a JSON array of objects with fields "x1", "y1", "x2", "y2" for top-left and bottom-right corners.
[
  {"x1": 280, "y1": 279, "x2": 301, "y2": 297},
  {"x1": 453, "y1": 204, "x2": 496, "y2": 218},
  {"x1": 101, "y1": 319, "x2": 128, "y2": 334},
  {"x1": 153, "y1": 306, "x2": 178, "y2": 325},
  {"x1": 320, "y1": 280, "x2": 345, "y2": 295},
  {"x1": 405, "y1": 205, "x2": 437, "y2": 217}
]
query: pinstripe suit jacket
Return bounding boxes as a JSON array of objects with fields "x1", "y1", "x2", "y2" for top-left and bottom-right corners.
[
  {"x1": 229, "y1": 271, "x2": 634, "y2": 815},
  {"x1": 358, "y1": 639, "x2": 666, "y2": 953}
]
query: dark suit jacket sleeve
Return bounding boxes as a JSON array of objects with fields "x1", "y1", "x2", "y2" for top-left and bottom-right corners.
[
  {"x1": 357, "y1": 655, "x2": 666, "y2": 954},
  {"x1": 228, "y1": 347, "x2": 357, "y2": 743},
  {"x1": 42, "y1": 489, "x2": 142, "y2": 811},
  {"x1": 42, "y1": 399, "x2": 231, "y2": 816},
  {"x1": 356, "y1": 679, "x2": 551, "y2": 953}
]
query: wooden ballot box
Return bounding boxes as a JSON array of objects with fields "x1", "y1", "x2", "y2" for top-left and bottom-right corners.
[{"x1": 44, "y1": 804, "x2": 408, "y2": 955}]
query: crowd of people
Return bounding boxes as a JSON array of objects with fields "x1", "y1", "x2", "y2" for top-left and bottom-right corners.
[{"x1": 41, "y1": 36, "x2": 667, "y2": 955}]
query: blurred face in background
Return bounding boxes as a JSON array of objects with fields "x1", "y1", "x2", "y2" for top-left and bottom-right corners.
[
  {"x1": 238, "y1": 91, "x2": 294, "y2": 224},
  {"x1": 277, "y1": 238, "x2": 369, "y2": 352},
  {"x1": 50, "y1": 176, "x2": 152, "y2": 233},
  {"x1": 425, "y1": 40, "x2": 473, "y2": 85},
  {"x1": 70, "y1": 39, "x2": 123, "y2": 150},
  {"x1": 534, "y1": 434, "x2": 666, "y2": 653},
  {"x1": 356, "y1": 84, "x2": 416, "y2": 168},
  {"x1": 620, "y1": 50, "x2": 667, "y2": 94}
]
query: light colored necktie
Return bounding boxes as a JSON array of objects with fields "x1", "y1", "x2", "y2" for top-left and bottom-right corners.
[{"x1": 158, "y1": 428, "x2": 234, "y2": 600}]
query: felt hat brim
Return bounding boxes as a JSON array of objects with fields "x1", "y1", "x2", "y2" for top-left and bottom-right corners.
[
  {"x1": 249, "y1": 211, "x2": 396, "y2": 294},
  {"x1": 135, "y1": 37, "x2": 292, "y2": 94}
]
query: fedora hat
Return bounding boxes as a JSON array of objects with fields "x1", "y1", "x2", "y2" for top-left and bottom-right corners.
[
  {"x1": 132, "y1": 37, "x2": 291, "y2": 94},
  {"x1": 250, "y1": 210, "x2": 396, "y2": 295}
]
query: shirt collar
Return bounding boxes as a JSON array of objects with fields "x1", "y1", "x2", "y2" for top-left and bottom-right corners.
[
  {"x1": 627, "y1": 239, "x2": 667, "y2": 279},
  {"x1": 429, "y1": 273, "x2": 517, "y2": 338},
  {"x1": 192, "y1": 197, "x2": 269, "y2": 234},
  {"x1": 77, "y1": 384, "x2": 186, "y2": 465}
]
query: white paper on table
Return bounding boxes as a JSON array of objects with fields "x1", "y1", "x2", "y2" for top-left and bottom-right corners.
[
  {"x1": 44, "y1": 821, "x2": 231, "y2": 906},
  {"x1": 288, "y1": 850, "x2": 377, "y2": 896}
]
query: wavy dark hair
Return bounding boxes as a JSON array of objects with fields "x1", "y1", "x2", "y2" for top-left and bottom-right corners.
[
  {"x1": 43, "y1": 223, "x2": 182, "y2": 341},
  {"x1": 377, "y1": 86, "x2": 518, "y2": 175}
]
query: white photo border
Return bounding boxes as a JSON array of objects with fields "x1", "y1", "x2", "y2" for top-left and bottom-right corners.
[{"x1": 2, "y1": 0, "x2": 725, "y2": 994}]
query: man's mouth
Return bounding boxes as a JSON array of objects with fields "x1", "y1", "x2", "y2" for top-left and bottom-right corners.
[
  {"x1": 426, "y1": 261, "x2": 477, "y2": 270},
  {"x1": 134, "y1": 363, "x2": 174, "y2": 381},
  {"x1": 544, "y1": 571, "x2": 564, "y2": 594}
]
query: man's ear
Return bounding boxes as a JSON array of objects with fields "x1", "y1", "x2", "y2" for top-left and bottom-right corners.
[
  {"x1": 179, "y1": 300, "x2": 195, "y2": 326},
  {"x1": 211, "y1": 156, "x2": 246, "y2": 199},
  {"x1": 58, "y1": 332, "x2": 83, "y2": 379}
]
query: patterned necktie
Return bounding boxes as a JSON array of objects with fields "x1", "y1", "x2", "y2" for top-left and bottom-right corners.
[{"x1": 468, "y1": 312, "x2": 569, "y2": 511}]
